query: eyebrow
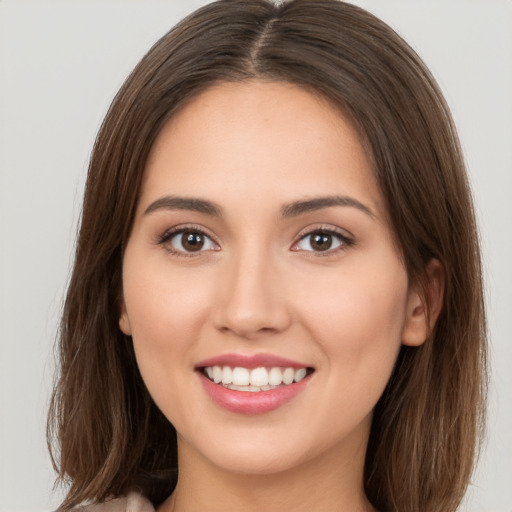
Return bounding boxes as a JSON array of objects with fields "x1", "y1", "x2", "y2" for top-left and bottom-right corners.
[
  {"x1": 143, "y1": 194, "x2": 375, "y2": 219},
  {"x1": 144, "y1": 195, "x2": 223, "y2": 217},
  {"x1": 281, "y1": 195, "x2": 375, "y2": 219}
]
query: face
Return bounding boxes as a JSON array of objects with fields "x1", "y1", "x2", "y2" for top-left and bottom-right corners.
[{"x1": 120, "y1": 81, "x2": 427, "y2": 478}]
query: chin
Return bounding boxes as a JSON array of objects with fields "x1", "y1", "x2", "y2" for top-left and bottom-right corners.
[
  {"x1": 179, "y1": 426, "x2": 314, "y2": 476},
  {"x1": 209, "y1": 445, "x2": 306, "y2": 476}
]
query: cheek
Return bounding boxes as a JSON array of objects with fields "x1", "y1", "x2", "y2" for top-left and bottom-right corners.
[
  {"x1": 295, "y1": 259, "x2": 409, "y2": 384},
  {"x1": 123, "y1": 260, "x2": 218, "y2": 428},
  {"x1": 122, "y1": 255, "x2": 214, "y2": 374},
  {"x1": 306, "y1": 271, "x2": 408, "y2": 443}
]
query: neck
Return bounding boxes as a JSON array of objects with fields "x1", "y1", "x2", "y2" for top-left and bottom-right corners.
[{"x1": 158, "y1": 431, "x2": 376, "y2": 512}]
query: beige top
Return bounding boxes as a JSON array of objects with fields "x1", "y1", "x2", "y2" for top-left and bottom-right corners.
[{"x1": 75, "y1": 493, "x2": 155, "y2": 512}]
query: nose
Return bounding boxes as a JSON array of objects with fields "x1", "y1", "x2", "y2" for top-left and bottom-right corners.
[{"x1": 213, "y1": 249, "x2": 292, "y2": 340}]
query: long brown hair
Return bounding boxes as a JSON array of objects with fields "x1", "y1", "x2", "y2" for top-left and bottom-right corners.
[{"x1": 48, "y1": 1, "x2": 487, "y2": 510}]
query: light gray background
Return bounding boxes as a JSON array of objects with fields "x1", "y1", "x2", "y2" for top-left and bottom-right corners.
[{"x1": 1, "y1": 1, "x2": 511, "y2": 511}]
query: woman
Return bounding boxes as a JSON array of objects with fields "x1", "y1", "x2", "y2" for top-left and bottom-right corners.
[{"x1": 47, "y1": 1, "x2": 487, "y2": 511}]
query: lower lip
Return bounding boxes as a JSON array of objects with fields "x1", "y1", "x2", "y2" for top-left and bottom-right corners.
[{"x1": 198, "y1": 372, "x2": 310, "y2": 414}]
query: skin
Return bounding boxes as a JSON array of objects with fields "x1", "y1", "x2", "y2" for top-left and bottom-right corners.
[{"x1": 119, "y1": 80, "x2": 436, "y2": 512}]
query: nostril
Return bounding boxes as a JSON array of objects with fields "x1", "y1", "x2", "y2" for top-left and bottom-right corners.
[{"x1": 212, "y1": 271, "x2": 292, "y2": 337}]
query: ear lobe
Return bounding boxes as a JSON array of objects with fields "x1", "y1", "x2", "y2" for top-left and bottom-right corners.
[
  {"x1": 402, "y1": 258, "x2": 445, "y2": 347},
  {"x1": 119, "y1": 300, "x2": 132, "y2": 336}
]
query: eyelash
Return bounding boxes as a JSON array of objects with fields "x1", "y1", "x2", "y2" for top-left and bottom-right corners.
[
  {"x1": 157, "y1": 225, "x2": 354, "y2": 258},
  {"x1": 291, "y1": 226, "x2": 354, "y2": 257},
  {"x1": 157, "y1": 224, "x2": 219, "y2": 258}
]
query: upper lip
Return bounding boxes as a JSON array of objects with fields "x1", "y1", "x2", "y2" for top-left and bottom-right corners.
[{"x1": 195, "y1": 353, "x2": 313, "y2": 370}]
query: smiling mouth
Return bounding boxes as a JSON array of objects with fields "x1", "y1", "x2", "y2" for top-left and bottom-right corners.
[{"x1": 201, "y1": 365, "x2": 314, "y2": 392}]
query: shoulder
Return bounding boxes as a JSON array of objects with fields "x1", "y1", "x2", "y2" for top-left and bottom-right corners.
[{"x1": 73, "y1": 492, "x2": 155, "y2": 512}]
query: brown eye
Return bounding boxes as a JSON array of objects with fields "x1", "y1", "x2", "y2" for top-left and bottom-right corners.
[
  {"x1": 294, "y1": 230, "x2": 350, "y2": 254},
  {"x1": 181, "y1": 231, "x2": 205, "y2": 251},
  {"x1": 310, "y1": 233, "x2": 333, "y2": 251},
  {"x1": 168, "y1": 230, "x2": 216, "y2": 253}
]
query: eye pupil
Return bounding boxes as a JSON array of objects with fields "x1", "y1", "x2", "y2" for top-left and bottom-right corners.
[
  {"x1": 311, "y1": 233, "x2": 332, "y2": 251},
  {"x1": 182, "y1": 231, "x2": 204, "y2": 251}
]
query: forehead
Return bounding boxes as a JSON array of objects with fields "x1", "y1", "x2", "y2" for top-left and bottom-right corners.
[{"x1": 141, "y1": 80, "x2": 384, "y2": 218}]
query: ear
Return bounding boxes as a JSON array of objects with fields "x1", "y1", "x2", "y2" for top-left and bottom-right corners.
[
  {"x1": 119, "y1": 298, "x2": 132, "y2": 336},
  {"x1": 402, "y1": 258, "x2": 445, "y2": 347}
]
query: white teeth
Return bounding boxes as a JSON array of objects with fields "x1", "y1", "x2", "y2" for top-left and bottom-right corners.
[
  {"x1": 204, "y1": 365, "x2": 311, "y2": 390},
  {"x1": 227, "y1": 384, "x2": 261, "y2": 392},
  {"x1": 232, "y1": 367, "x2": 250, "y2": 386},
  {"x1": 250, "y1": 367, "x2": 269, "y2": 387},
  {"x1": 268, "y1": 367, "x2": 283, "y2": 386},
  {"x1": 294, "y1": 368, "x2": 307, "y2": 382},
  {"x1": 212, "y1": 365, "x2": 222, "y2": 384},
  {"x1": 283, "y1": 367, "x2": 294, "y2": 385},
  {"x1": 221, "y1": 366, "x2": 232, "y2": 385}
]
